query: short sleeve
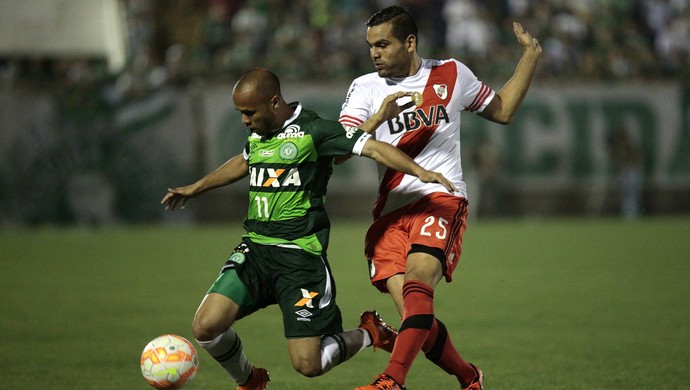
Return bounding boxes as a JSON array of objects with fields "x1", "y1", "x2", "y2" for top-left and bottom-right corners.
[
  {"x1": 456, "y1": 61, "x2": 495, "y2": 113},
  {"x1": 311, "y1": 118, "x2": 371, "y2": 156},
  {"x1": 339, "y1": 79, "x2": 373, "y2": 128}
]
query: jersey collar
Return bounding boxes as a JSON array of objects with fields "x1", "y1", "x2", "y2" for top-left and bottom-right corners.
[
  {"x1": 282, "y1": 102, "x2": 302, "y2": 129},
  {"x1": 260, "y1": 102, "x2": 302, "y2": 140}
]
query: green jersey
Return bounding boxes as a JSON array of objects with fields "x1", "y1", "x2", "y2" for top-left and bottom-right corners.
[{"x1": 242, "y1": 103, "x2": 370, "y2": 255}]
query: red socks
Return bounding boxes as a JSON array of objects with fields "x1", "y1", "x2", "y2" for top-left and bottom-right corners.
[
  {"x1": 385, "y1": 280, "x2": 434, "y2": 384},
  {"x1": 423, "y1": 317, "x2": 477, "y2": 385},
  {"x1": 385, "y1": 280, "x2": 476, "y2": 386}
]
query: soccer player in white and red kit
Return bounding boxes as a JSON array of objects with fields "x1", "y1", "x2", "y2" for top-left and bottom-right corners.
[{"x1": 340, "y1": 6, "x2": 542, "y2": 390}]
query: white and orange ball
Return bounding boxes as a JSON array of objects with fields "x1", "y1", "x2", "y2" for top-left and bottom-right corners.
[{"x1": 140, "y1": 334, "x2": 199, "y2": 389}]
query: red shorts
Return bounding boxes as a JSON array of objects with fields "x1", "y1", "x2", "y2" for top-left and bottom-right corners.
[{"x1": 364, "y1": 192, "x2": 469, "y2": 292}]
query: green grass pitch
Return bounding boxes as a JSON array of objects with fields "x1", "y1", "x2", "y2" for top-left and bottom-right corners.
[{"x1": 1, "y1": 217, "x2": 689, "y2": 389}]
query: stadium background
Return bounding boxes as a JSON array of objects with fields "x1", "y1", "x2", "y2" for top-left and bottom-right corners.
[{"x1": 1, "y1": 0, "x2": 690, "y2": 225}]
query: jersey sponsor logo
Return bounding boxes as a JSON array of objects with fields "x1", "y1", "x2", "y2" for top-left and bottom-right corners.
[
  {"x1": 295, "y1": 289, "x2": 319, "y2": 308},
  {"x1": 259, "y1": 149, "x2": 275, "y2": 157},
  {"x1": 279, "y1": 142, "x2": 298, "y2": 160},
  {"x1": 434, "y1": 84, "x2": 448, "y2": 100},
  {"x1": 277, "y1": 124, "x2": 304, "y2": 139},
  {"x1": 342, "y1": 124, "x2": 358, "y2": 139},
  {"x1": 249, "y1": 166, "x2": 302, "y2": 187},
  {"x1": 387, "y1": 105, "x2": 450, "y2": 134}
]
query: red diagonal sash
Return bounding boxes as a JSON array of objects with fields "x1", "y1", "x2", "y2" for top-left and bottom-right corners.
[{"x1": 372, "y1": 62, "x2": 457, "y2": 218}]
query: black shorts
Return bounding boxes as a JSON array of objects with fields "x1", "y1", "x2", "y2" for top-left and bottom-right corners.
[{"x1": 208, "y1": 239, "x2": 343, "y2": 338}]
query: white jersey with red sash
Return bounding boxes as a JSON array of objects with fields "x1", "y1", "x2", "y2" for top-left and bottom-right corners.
[{"x1": 340, "y1": 58, "x2": 495, "y2": 219}]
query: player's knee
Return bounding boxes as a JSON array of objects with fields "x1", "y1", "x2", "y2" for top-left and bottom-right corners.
[
  {"x1": 292, "y1": 359, "x2": 322, "y2": 377},
  {"x1": 191, "y1": 314, "x2": 221, "y2": 342},
  {"x1": 406, "y1": 251, "x2": 444, "y2": 285}
]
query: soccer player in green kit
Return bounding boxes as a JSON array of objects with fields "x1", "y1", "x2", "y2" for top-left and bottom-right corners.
[{"x1": 161, "y1": 68, "x2": 456, "y2": 390}]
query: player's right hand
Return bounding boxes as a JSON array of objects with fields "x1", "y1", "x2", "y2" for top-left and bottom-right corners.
[
  {"x1": 161, "y1": 186, "x2": 195, "y2": 211},
  {"x1": 417, "y1": 170, "x2": 458, "y2": 194},
  {"x1": 375, "y1": 91, "x2": 418, "y2": 122}
]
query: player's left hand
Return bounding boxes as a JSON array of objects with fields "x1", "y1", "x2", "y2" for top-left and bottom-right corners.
[{"x1": 417, "y1": 170, "x2": 458, "y2": 193}]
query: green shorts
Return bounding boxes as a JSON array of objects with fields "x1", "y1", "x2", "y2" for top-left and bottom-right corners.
[{"x1": 208, "y1": 239, "x2": 343, "y2": 338}]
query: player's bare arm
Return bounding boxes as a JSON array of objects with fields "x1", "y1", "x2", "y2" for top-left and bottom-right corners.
[
  {"x1": 480, "y1": 22, "x2": 542, "y2": 125},
  {"x1": 361, "y1": 138, "x2": 458, "y2": 193},
  {"x1": 336, "y1": 91, "x2": 417, "y2": 165},
  {"x1": 162, "y1": 154, "x2": 249, "y2": 210}
]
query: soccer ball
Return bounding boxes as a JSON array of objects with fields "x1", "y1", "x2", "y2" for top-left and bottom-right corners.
[{"x1": 140, "y1": 334, "x2": 199, "y2": 389}]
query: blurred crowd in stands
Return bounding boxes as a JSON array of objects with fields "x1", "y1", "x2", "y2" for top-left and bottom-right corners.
[
  {"x1": 1, "y1": 0, "x2": 689, "y2": 90},
  {"x1": 3, "y1": 0, "x2": 686, "y2": 224}
]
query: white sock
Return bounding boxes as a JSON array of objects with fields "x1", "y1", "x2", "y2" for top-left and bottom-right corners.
[
  {"x1": 320, "y1": 329, "x2": 370, "y2": 374},
  {"x1": 196, "y1": 328, "x2": 252, "y2": 385}
]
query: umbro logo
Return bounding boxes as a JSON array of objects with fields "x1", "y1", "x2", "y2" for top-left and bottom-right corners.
[{"x1": 295, "y1": 309, "x2": 313, "y2": 318}]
